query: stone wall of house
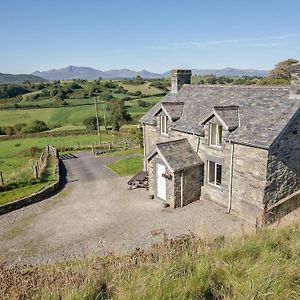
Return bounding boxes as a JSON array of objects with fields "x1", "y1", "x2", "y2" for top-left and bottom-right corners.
[
  {"x1": 230, "y1": 144, "x2": 268, "y2": 222},
  {"x1": 199, "y1": 123, "x2": 268, "y2": 223},
  {"x1": 264, "y1": 110, "x2": 300, "y2": 208},
  {"x1": 182, "y1": 166, "x2": 203, "y2": 206}
]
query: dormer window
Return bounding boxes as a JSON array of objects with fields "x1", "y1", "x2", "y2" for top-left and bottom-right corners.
[
  {"x1": 160, "y1": 115, "x2": 168, "y2": 134},
  {"x1": 209, "y1": 123, "x2": 222, "y2": 147}
]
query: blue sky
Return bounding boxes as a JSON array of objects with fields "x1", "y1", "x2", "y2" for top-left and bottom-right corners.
[{"x1": 1, "y1": 0, "x2": 300, "y2": 73}]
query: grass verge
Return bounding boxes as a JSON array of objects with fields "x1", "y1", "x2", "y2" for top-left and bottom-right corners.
[
  {"x1": 106, "y1": 156, "x2": 143, "y2": 176},
  {"x1": 100, "y1": 147, "x2": 143, "y2": 157},
  {"x1": 1, "y1": 223, "x2": 300, "y2": 299},
  {"x1": 0, "y1": 157, "x2": 57, "y2": 206}
]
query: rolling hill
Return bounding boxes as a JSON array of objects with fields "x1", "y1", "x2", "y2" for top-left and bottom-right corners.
[{"x1": 0, "y1": 73, "x2": 46, "y2": 84}]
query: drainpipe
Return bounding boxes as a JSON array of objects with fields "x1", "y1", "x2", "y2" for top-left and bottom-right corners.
[
  {"x1": 227, "y1": 141, "x2": 234, "y2": 213},
  {"x1": 196, "y1": 136, "x2": 200, "y2": 153},
  {"x1": 143, "y1": 124, "x2": 147, "y2": 171},
  {"x1": 180, "y1": 170, "x2": 184, "y2": 207}
]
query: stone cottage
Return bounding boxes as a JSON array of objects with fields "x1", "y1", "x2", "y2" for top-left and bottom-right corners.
[{"x1": 140, "y1": 66, "x2": 300, "y2": 224}]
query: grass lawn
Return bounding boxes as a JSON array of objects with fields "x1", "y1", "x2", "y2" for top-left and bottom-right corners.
[
  {"x1": 0, "y1": 157, "x2": 57, "y2": 206},
  {"x1": 106, "y1": 156, "x2": 143, "y2": 176}
]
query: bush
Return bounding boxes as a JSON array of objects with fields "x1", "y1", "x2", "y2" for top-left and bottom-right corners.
[
  {"x1": 137, "y1": 100, "x2": 147, "y2": 107},
  {"x1": 22, "y1": 120, "x2": 49, "y2": 134},
  {"x1": 83, "y1": 116, "x2": 102, "y2": 131},
  {"x1": 128, "y1": 127, "x2": 143, "y2": 146},
  {"x1": 4, "y1": 126, "x2": 14, "y2": 135}
]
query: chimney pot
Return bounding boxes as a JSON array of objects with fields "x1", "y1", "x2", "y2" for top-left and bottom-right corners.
[
  {"x1": 171, "y1": 69, "x2": 192, "y2": 94},
  {"x1": 290, "y1": 64, "x2": 300, "y2": 96}
]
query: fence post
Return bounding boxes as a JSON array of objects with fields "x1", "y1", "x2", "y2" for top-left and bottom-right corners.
[
  {"x1": 92, "y1": 144, "x2": 95, "y2": 156},
  {"x1": 0, "y1": 171, "x2": 4, "y2": 185},
  {"x1": 108, "y1": 142, "x2": 111, "y2": 151},
  {"x1": 33, "y1": 165, "x2": 38, "y2": 179}
]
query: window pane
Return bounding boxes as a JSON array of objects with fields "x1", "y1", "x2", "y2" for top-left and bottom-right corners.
[
  {"x1": 210, "y1": 124, "x2": 217, "y2": 145},
  {"x1": 161, "y1": 116, "x2": 167, "y2": 134},
  {"x1": 216, "y1": 164, "x2": 222, "y2": 185},
  {"x1": 208, "y1": 161, "x2": 215, "y2": 183},
  {"x1": 218, "y1": 126, "x2": 222, "y2": 145}
]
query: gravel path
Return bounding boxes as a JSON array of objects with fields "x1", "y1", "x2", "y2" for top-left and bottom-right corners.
[{"x1": 0, "y1": 151, "x2": 255, "y2": 266}]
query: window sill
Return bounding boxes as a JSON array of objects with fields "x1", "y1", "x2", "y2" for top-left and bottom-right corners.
[
  {"x1": 207, "y1": 182, "x2": 223, "y2": 190},
  {"x1": 208, "y1": 145, "x2": 223, "y2": 151}
]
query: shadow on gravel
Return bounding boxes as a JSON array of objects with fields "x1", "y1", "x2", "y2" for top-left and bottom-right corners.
[{"x1": 59, "y1": 160, "x2": 68, "y2": 187}]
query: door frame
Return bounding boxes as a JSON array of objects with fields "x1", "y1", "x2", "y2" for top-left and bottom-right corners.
[{"x1": 156, "y1": 163, "x2": 167, "y2": 201}]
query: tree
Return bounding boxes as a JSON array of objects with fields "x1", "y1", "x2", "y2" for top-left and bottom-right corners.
[
  {"x1": 270, "y1": 58, "x2": 299, "y2": 79},
  {"x1": 128, "y1": 127, "x2": 143, "y2": 147},
  {"x1": 22, "y1": 120, "x2": 49, "y2": 133},
  {"x1": 83, "y1": 116, "x2": 102, "y2": 131},
  {"x1": 108, "y1": 99, "x2": 131, "y2": 131}
]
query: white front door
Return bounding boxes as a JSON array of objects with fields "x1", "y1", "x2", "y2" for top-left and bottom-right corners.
[{"x1": 156, "y1": 163, "x2": 167, "y2": 201}]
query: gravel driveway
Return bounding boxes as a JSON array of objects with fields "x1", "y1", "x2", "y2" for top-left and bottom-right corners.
[{"x1": 0, "y1": 151, "x2": 254, "y2": 265}]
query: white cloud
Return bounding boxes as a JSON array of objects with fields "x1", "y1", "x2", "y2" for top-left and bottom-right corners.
[{"x1": 154, "y1": 34, "x2": 300, "y2": 49}]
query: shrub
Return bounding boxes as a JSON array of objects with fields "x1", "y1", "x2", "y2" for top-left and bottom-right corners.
[
  {"x1": 83, "y1": 116, "x2": 102, "y2": 131},
  {"x1": 22, "y1": 120, "x2": 49, "y2": 134},
  {"x1": 137, "y1": 100, "x2": 147, "y2": 107}
]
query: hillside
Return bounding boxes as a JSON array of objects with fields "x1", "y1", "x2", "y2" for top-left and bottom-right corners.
[
  {"x1": 0, "y1": 73, "x2": 46, "y2": 84},
  {"x1": 1, "y1": 223, "x2": 300, "y2": 299}
]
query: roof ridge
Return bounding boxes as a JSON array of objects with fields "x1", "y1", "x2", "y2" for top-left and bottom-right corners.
[{"x1": 156, "y1": 138, "x2": 187, "y2": 146}]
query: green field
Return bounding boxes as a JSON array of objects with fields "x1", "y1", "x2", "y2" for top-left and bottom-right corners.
[
  {"x1": 0, "y1": 133, "x2": 116, "y2": 183},
  {"x1": 120, "y1": 81, "x2": 163, "y2": 96},
  {"x1": 0, "y1": 156, "x2": 57, "y2": 206},
  {"x1": 0, "y1": 95, "x2": 162, "y2": 129}
]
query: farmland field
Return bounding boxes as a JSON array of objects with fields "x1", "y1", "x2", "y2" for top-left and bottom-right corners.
[{"x1": 0, "y1": 95, "x2": 162, "y2": 129}]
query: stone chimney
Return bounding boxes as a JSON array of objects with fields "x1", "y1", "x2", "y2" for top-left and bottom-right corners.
[
  {"x1": 290, "y1": 64, "x2": 300, "y2": 96},
  {"x1": 171, "y1": 69, "x2": 192, "y2": 94}
]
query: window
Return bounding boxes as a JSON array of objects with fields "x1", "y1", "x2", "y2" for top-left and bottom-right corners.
[
  {"x1": 160, "y1": 115, "x2": 168, "y2": 134},
  {"x1": 209, "y1": 123, "x2": 222, "y2": 147},
  {"x1": 208, "y1": 161, "x2": 222, "y2": 186}
]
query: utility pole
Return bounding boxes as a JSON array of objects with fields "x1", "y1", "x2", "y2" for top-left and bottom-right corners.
[
  {"x1": 94, "y1": 96, "x2": 101, "y2": 145},
  {"x1": 102, "y1": 103, "x2": 107, "y2": 132}
]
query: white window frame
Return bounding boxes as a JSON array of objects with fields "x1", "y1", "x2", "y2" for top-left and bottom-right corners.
[
  {"x1": 160, "y1": 115, "x2": 168, "y2": 134},
  {"x1": 209, "y1": 123, "x2": 222, "y2": 147},
  {"x1": 207, "y1": 160, "x2": 222, "y2": 187}
]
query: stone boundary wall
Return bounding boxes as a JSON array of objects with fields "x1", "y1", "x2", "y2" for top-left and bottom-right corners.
[
  {"x1": 0, "y1": 157, "x2": 61, "y2": 216},
  {"x1": 264, "y1": 190, "x2": 300, "y2": 224}
]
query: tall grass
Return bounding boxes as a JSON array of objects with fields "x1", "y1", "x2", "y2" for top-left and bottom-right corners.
[{"x1": 1, "y1": 224, "x2": 300, "y2": 299}]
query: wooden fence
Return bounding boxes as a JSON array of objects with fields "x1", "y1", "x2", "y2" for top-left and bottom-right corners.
[{"x1": 32, "y1": 145, "x2": 59, "y2": 179}]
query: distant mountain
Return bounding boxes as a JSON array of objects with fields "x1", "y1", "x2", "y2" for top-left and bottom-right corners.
[
  {"x1": 163, "y1": 68, "x2": 269, "y2": 77},
  {"x1": 32, "y1": 66, "x2": 163, "y2": 80},
  {"x1": 32, "y1": 66, "x2": 269, "y2": 81},
  {"x1": 0, "y1": 73, "x2": 46, "y2": 84},
  {"x1": 32, "y1": 66, "x2": 105, "y2": 81}
]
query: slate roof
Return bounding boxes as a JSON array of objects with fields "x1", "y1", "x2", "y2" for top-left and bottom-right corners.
[
  {"x1": 201, "y1": 106, "x2": 240, "y2": 131},
  {"x1": 140, "y1": 85, "x2": 299, "y2": 149},
  {"x1": 147, "y1": 139, "x2": 203, "y2": 172},
  {"x1": 153, "y1": 102, "x2": 184, "y2": 121}
]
